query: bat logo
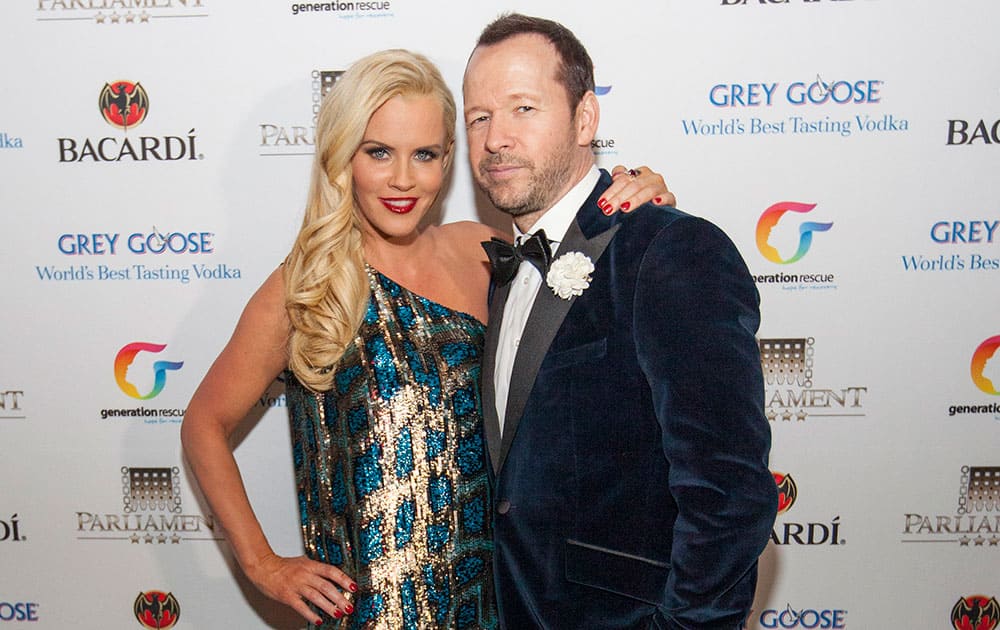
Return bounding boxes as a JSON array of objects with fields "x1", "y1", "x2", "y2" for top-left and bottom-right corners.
[
  {"x1": 99, "y1": 81, "x2": 149, "y2": 132},
  {"x1": 134, "y1": 590, "x2": 180, "y2": 629},
  {"x1": 773, "y1": 471, "x2": 798, "y2": 515},
  {"x1": 952, "y1": 595, "x2": 1000, "y2": 630}
]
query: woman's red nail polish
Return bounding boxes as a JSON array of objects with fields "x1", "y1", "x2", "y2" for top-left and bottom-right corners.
[
  {"x1": 345, "y1": 604, "x2": 355, "y2": 614},
  {"x1": 654, "y1": 196, "x2": 662, "y2": 205},
  {"x1": 349, "y1": 583, "x2": 358, "y2": 593},
  {"x1": 620, "y1": 201, "x2": 630, "y2": 211},
  {"x1": 602, "y1": 206, "x2": 613, "y2": 215},
  {"x1": 316, "y1": 619, "x2": 324, "y2": 626},
  {"x1": 334, "y1": 609, "x2": 343, "y2": 619}
]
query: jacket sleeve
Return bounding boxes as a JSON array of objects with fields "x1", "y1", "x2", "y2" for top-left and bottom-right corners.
[{"x1": 632, "y1": 215, "x2": 778, "y2": 630}]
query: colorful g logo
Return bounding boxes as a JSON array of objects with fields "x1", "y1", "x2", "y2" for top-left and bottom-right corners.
[
  {"x1": 756, "y1": 201, "x2": 833, "y2": 264},
  {"x1": 114, "y1": 342, "x2": 183, "y2": 400},
  {"x1": 971, "y1": 336, "x2": 1000, "y2": 395}
]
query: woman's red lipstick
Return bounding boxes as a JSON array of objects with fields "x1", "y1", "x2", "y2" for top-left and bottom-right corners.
[{"x1": 380, "y1": 197, "x2": 418, "y2": 214}]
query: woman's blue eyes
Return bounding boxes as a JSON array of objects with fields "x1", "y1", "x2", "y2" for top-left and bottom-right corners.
[{"x1": 365, "y1": 147, "x2": 438, "y2": 161}]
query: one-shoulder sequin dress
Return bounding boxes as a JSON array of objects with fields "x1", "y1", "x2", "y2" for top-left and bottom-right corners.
[{"x1": 284, "y1": 266, "x2": 497, "y2": 629}]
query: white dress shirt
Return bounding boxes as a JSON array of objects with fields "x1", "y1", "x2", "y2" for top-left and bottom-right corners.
[{"x1": 494, "y1": 166, "x2": 601, "y2": 431}]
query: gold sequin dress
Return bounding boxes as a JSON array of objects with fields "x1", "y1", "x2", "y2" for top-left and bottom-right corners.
[{"x1": 285, "y1": 266, "x2": 497, "y2": 629}]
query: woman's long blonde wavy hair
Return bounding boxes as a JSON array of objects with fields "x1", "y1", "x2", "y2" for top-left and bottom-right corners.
[{"x1": 284, "y1": 49, "x2": 457, "y2": 392}]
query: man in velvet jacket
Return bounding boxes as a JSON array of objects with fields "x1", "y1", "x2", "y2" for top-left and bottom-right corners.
[{"x1": 464, "y1": 14, "x2": 778, "y2": 630}]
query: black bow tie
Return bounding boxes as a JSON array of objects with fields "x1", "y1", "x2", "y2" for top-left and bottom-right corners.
[{"x1": 481, "y1": 230, "x2": 553, "y2": 287}]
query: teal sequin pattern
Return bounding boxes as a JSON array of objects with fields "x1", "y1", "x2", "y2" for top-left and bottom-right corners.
[{"x1": 286, "y1": 267, "x2": 496, "y2": 629}]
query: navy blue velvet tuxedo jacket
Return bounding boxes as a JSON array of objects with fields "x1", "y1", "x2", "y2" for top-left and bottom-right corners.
[{"x1": 481, "y1": 171, "x2": 778, "y2": 629}]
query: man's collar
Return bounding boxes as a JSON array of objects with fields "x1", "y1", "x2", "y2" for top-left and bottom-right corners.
[{"x1": 513, "y1": 166, "x2": 601, "y2": 247}]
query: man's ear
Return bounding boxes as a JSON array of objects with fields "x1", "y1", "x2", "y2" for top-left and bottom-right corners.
[{"x1": 574, "y1": 91, "x2": 600, "y2": 147}]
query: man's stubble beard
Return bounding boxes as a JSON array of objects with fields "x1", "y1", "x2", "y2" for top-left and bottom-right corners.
[{"x1": 476, "y1": 137, "x2": 578, "y2": 218}]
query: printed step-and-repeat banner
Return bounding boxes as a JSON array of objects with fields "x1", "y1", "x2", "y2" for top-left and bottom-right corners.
[{"x1": 2, "y1": 1, "x2": 998, "y2": 628}]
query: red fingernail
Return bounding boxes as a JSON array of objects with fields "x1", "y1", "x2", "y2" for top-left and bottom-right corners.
[
  {"x1": 334, "y1": 609, "x2": 343, "y2": 619},
  {"x1": 349, "y1": 583, "x2": 358, "y2": 593},
  {"x1": 316, "y1": 619, "x2": 323, "y2": 626},
  {"x1": 602, "y1": 205, "x2": 613, "y2": 216},
  {"x1": 654, "y1": 196, "x2": 662, "y2": 205},
  {"x1": 620, "y1": 201, "x2": 630, "y2": 211},
  {"x1": 345, "y1": 604, "x2": 354, "y2": 614}
]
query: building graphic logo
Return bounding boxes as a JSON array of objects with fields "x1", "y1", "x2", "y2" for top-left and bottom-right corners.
[
  {"x1": 759, "y1": 337, "x2": 867, "y2": 422},
  {"x1": 114, "y1": 343, "x2": 183, "y2": 400},
  {"x1": 902, "y1": 466, "x2": 1000, "y2": 548},
  {"x1": 99, "y1": 81, "x2": 149, "y2": 131},
  {"x1": 76, "y1": 466, "x2": 219, "y2": 545}
]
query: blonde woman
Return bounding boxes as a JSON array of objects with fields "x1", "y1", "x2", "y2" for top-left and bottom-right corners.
[{"x1": 181, "y1": 49, "x2": 671, "y2": 629}]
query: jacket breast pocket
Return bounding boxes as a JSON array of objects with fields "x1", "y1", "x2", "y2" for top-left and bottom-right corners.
[
  {"x1": 564, "y1": 539, "x2": 670, "y2": 606},
  {"x1": 540, "y1": 338, "x2": 607, "y2": 372}
]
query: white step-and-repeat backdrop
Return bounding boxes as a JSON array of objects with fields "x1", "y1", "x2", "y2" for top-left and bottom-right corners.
[{"x1": 2, "y1": 1, "x2": 998, "y2": 628}]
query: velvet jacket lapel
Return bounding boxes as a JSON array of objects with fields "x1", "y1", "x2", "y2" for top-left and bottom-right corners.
[
  {"x1": 481, "y1": 279, "x2": 510, "y2": 473},
  {"x1": 482, "y1": 172, "x2": 621, "y2": 474}
]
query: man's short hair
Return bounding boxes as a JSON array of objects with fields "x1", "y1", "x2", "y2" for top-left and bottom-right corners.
[{"x1": 475, "y1": 13, "x2": 596, "y2": 111}]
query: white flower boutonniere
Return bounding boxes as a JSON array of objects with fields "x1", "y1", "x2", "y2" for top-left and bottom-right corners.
[{"x1": 546, "y1": 251, "x2": 594, "y2": 299}]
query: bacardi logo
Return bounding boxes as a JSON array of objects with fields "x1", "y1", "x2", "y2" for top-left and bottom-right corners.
[
  {"x1": 134, "y1": 590, "x2": 181, "y2": 629},
  {"x1": 770, "y1": 471, "x2": 844, "y2": 546},
  {"x1": 951, "y1": 595, "x2": 1000, "y2": 630},
  {"x1": 773, "y1": 472, "x2": 797, "y2": 515},
  {"x1": 57, "y1": 81, "x2": 202, "y2": 163},
  {"x1": 99, "y1": 81, "x2": 149, "y2": 131},
  {"x1": 0, "y1": 514, "x2": 25, "y2": 542}
]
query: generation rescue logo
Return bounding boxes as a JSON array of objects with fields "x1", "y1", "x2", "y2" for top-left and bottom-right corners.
[
  {"x1": 134, "y1": 590, "x2": 181, "y2": 629},
  {"x1": 34, "y1": 227, "x2": 242, "y2": 284},
  {"x1": 0, "y1": 389, "x2": 25, "y2": 420},
  {"x1": 759, "y1": 337, "x2": 867, "y2": 422},
  {"x1": 752, "y1": 202, "x2": 837, "y2": 291},
  {"x1": 259, "y1": 69, "x2": 343, "y2": 157},
  {"x1": 902, "y1": 466, "x2": 1000, "y2": 549},
  {"x1": 290, "y1": 0, "x2": 393, "y2": 19},
  {"x1": 951, "y1": 595, "x2": 1000, "y2": 630},
  {"x1": 36, "y1": 0, "x2": 208, "y2": 26},
  {"x1": 900, "y1": 219, "x2": 999, "y2": 273},
  {"x1": 57, "y1": 80, "x2": 203, "y2": 163},
  {"x1": 949, "y1": 337, "x2": 1000, "y2": 419},
  {"x1": 770, "y1": 471, "x2": 844, "y2": 546},
  {"x1": 682, "y1": 76, "x2": 907, "y2": 139},
  {"x1": 76, "y1": 466, "x2": 220, "y2": 545},
  {"x1": 99, "y1": 342, "x2": 186, "y2": 423}
]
